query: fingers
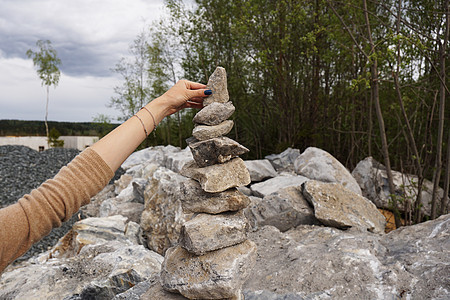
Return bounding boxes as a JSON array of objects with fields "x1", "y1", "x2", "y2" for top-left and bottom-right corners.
[{"x1": 184, "y1": 80, "x2": 207, "y2": 90}]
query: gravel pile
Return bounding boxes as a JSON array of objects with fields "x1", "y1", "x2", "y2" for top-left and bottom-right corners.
[{"x1": 0, "y1": 145, "x2": 123, "y2": 262}]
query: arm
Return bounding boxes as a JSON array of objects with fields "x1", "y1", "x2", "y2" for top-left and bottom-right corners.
[{"x1": 0, "y1": 80, "x2": 210, "y2": 273}]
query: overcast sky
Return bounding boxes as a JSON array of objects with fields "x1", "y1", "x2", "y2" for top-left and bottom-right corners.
[{"x1": 0, "y1": 0, "x2": 167, "y2": 122}]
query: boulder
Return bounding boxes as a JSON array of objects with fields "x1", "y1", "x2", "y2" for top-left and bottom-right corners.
[
  {"x1": 265, "y1": 148, "x2": 300, "y2": 172},
  {"x1": 245, "y1": 186, "x2": 319, "y2": 232},
  {"x1": 164, "y1": 147, "x2": 194, "y2": 173},
  {"x1": 352, "y1": 156, "x2": 446, "y2": 216},
  {"x1": 189, "y1": 136, "x2": 249, "y2": 167},
  {"x1": 179, "y1": 211, "x2": 250, "y2": 255},
  {"x1": 250, "y1": 174, "x2": 308, "y2": 198},
  {"x1": 121, "y1": 146, "x2": 166, "y2": 170},
  {"x1": 99, "y1": 200, "x2": 144, "y2": 224},
  {"x1": 180, "y1": 158, "x2": 251, "y2": 193},
  {"x1": 244, "y1": 159, "x2": 278, "y2": 182},
  {"x1": 302, "y1": 180, "x2": 386, "y2": 233},
  {"x1": 244, "y1": 215, "x2": 450, "y2": 299},
  {"x1": 140, "y1": 167, "x2": 191, "y2": 255},
  {"x1": 180, "y1": 179, "x2": 250, "y2": 214},
  {"x1": 160, "y1": 240, "x2": 257, "y2": 299},
  {"x1": 203, "y1": 66, "x2": 229, "y2": 106},
  {"x1": 294, "y1": 147, "x2": 362, "y2": 195},
  {"x1": 192, "y1": 120, "x2": 234, "y2": 141},
  {"x1": 193, "y1": 101, "x2": 235, "y2": 125}
]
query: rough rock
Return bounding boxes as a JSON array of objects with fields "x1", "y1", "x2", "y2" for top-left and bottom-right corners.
[
  {"x1": 160, "y1": 240, "x2": 257, "y2": 299},
  {"x1": 180, "y1": 158, "x2": 251, "y2": 193},
  {"x1": 192, "y1": 120, "x2": 234, "y2": 141},
  {"x1": 352, "y1": 156, "x2": 446, "y2": 216},
  {"x1": 99, "y1": 200, "x2": 144, "y2": 224},
  {"x1": 250, "y1": 174, "x2": 308, "y2": 198},
  {"x1": 302, "y1": 180, "x2": 386, "y2": 233},
  {"x1": 244, "y1": 215, "x2": 450, "y2": 299},
  {"x1": 179, "y1": 211, "x2": 250, "y2": 255},
  {"x1": 193, "y1": 101, "x2": 235, "y2": 125},
  {"x1": 180, "y1": 179, "x2": 250, "y2": 214},
  {"x1": 265, "y1": 148, "x2": 300, "y2": 172},
  {"x1": 164, "y1": 147, "x2": 194, "y2": 173},
  {"x1": 189, "y1": 136, "x2": 249, "y2": 167},
  {"x1": 244, "y1": 159, "x2": 278, "y2": 182},
  {"x1": 140, "y1": 167, "x2": 191, "y2": 255},
  {"x1": 294, "y1": 147, "x2": 362, "y2": 195},
  {"x1": 245, "y1": 186, "x2": 319, "y2": 232},
  {"x1": 203, "y1": 66, "x2": 229, "y2": 106}
]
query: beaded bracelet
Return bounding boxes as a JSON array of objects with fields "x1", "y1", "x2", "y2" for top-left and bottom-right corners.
[
  {"x1": 141, "y1": 106, "x2": 157, "y2": 132},
  {"x1": 133, "y1": 114, "x2": 148, "y2": 136}
]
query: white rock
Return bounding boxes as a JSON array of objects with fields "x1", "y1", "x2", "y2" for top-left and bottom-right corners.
[
  {"x1": 244, "y1": 159, "x2": 278, "y2": 182},
  {"x1": 250, "y1": 174, "x2": 308, "y2": 198}
]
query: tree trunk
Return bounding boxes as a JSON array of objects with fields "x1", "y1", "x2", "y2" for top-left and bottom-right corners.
[
  {"x1": 45, "y1": 85, "x2": 50, "y2": 148},
  {"x1": 441, "y1": 132, "x2": 450, "y2": 215}
]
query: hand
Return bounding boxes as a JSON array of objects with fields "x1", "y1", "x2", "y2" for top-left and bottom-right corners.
[{"x1": 156, "y1": 79, "x2": 211, "y2": 117}]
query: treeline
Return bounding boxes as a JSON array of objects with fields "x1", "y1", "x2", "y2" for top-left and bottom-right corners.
[
  {"x1": 0, "y1": 120, "x2": 119, "y2": 137},
  {"x1": 110, "y1": 0, "x2": 449, "y2": 222}
]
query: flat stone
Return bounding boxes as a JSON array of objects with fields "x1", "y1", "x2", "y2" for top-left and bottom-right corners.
[
  {"x1": 203, "y1": 66, "x2": 229, "y2": 106},
  {"x1": 180, "y1": 158, "x2": 251, "y2": 193},
  {"x1": 250, "y1": 174, "x2": 308, "y2": 198},
  {"x1": 193, "y1": 101, "x2": 235, "y2": 125},
  {"x1": 244, "y1": 186, "x2": 319, "y2": 232},
  {"x1": 302, "y1": 180, "x2": 386, "y2": 233},
  {"x1": 160, "y1": 240, "x2": 257, "y2": 299},
  {"x1": 265, "y1": 148, "x2": 300, "y2": 172},
  {"x1": 192, "y1": 120, "x2": 234, "y2": 141},
  {"x1": 294, "y1": 147, "x2": 362, "y2": 195},
  {"x1": 189, "y1": 136, "x2": 249, "y2": 167},
  {"x1": 179, "y1": 211, "x2": 250, "y2": 255},
  {"x1": 244, "y1": 159, "x2": 278, "y2": 182},
  {"x1": 181, "y1": 179, "x2": 250, "y2": 214}
]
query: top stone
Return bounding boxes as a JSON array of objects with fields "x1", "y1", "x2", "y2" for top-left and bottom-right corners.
[{"x1": 204, "y1": 67, "x2": 229, "y2": 106}]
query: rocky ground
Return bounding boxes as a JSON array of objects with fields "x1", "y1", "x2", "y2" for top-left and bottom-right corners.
[
  {"x1": 0, "y1": 145, "x2": 124, "y2": 261},
  {"x1": 0, "y1": 145, "x2": 448, "y2": 299}
]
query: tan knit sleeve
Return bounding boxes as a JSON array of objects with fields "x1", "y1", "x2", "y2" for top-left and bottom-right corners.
[{"x1": 0, "y1": 147, "x2": 114, "y2": 273}]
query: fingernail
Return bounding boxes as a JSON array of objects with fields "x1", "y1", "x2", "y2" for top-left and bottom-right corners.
[{"x1": 204, "y1": 89, "x2": 212, "y2": 95}]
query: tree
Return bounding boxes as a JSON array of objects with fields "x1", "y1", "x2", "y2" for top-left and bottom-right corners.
[
  {"x1": 26, "y1": 40, "x2": 62, "y2": 146},
  {"x1": 48, "y1": 128, "x2": 64, "y2": 148}
]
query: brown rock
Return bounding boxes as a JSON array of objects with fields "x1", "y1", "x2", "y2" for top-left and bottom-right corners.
[
  {"x1": 193, "y1": 101, "x2": 235, "y2": 125},
  {"x1": 189, "y1": 136, "x2": 249, "y2": 167},
  {"x1": 204, "y1": 67, "x2": 229, "y2": 106},
  {"x1": 192, "y1": 120, "x2": 234, "y2": 141}
]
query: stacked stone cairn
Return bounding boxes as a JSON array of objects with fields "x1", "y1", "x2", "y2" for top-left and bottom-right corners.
[{"x1": 159, "y1": 67, "x2": 257, "y2": 299}]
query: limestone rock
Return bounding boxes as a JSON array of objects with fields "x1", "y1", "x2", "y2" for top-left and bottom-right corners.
[
  {"x1": 140, "y1": 167, "x2": 191, "y2": 255},
  {"x1": 294, "y1": 147, "x2": 362, "y2": 195},
  {"x1": 250, "y1": 174, "x2": 308, "y2": 198},
  {"x1": 193, "y1": 101, "x2": 235, "y2": 125},
  {"x1": 265, "y1": 147, "x2": 300, "y2": 172},
  {"x1": 244, "y1": 186, "x2": 319, "y2": 232},
  {"x1": 160, "y1": 240, "x2": 257, "y2": 299},
  {"x1": 302, "y1": 180, "x2": 386, "y2": 233},
  {"x1": 352, "y1": 156, "x2": 446, "y2": 216},
  {"x1": 99, "y1": 200, "x2": 144, "y2": 224},
  {"x1": 192, "y1": 120, "x2": 234, "y2": 141},
  {"x1": 179, "y1": 211, "x2": 250, "y2": 255},
  {"x1": 180, "y1": 158, "x2": 251, "y2": 193},
  {"x1": 244, "y1": 159, "x2": 278, "y2": 182},
  {"x1": 189, "y1": 136, "x2": 249, "y2": 167},
  {"x1": 164, "y1": 147, "x2": 194, "y2": 173},
  {"x1": 181, "y1": 179, "x2": 250, "y2": 214},
  {"x1": 203, "y1": 66, "x2": 229, "y2": 106}
]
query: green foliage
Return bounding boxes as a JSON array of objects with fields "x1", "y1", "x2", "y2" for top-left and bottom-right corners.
[
  {"x1": 48, "y1": 128, "x2": 64, "y2": 148},
  {"x1": 26, "y1": 40, "x2": 61, "y2": 88}
]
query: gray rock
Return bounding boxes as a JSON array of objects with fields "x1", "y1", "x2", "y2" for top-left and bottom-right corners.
[
  {"x1": 160, "y1": 240, "x2": 257, "y2": 299},
  {"x1": 179, "y1": 211, "x2": 250, "y2": 255},
  {"x1": 244, "y1": 159, "x2": 278, "y2": 182},
  {"x1": 294, "y1": 147, "x2": 362, "y2": 195},
  {"x1": 302, "y1": 180, "x2": 386, "y2": 233},
  {"x1": 203, "y1": 66, "x2": 229, "y2": 106},
  {"x1": 352, "y1": 156, "x2": 446, "y2": 216},
  {"x1": 140, "y1": 167, "x2": 191, "y2": 255},
  {"x1": 192, "y1": 120, "x2": 234, "y2": 141},
  {"x1": 180, "y1": 158, "x2": 251, "y2": 193},
  {"x1": 189, "y1": 136, "x2": 249, "y2": 167},
  {"x1": 99, "y1": 200, "x2": 144, "y2": 224},
  {"x1": 164, "y1": 147, "x2": 194, "y2": 173},
  {"x1": 250, "y1": 174, "x2": 308, "y2": 198},
  {"x1": 245, "y1": 186, "x2": 319, "y2": 232},
  {"x1": 245, "y1": 215, "x2": 450, "y2": 299},
  {"x1": 180, "y1": 179, "x2": 250, "y2": 214},
  {"x1": 193, "y1": 101, "x2": 235, "y2": 125},
  {"x1": 265, "y1": 148, "x2": 301, "y2": 172}
]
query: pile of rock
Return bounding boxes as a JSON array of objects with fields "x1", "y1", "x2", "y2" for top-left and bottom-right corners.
[{"x1": 158, "y1": 67, "x2": 257, "y2": 299}]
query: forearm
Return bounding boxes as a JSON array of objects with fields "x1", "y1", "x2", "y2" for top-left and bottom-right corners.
[{"x1": 91, "y1": 97, "x2": 169, "y2": 172}]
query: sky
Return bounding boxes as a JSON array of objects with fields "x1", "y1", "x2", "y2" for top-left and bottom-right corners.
[{"x1": 0, "y1": 0, "x2": 167, "y2": 122}]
